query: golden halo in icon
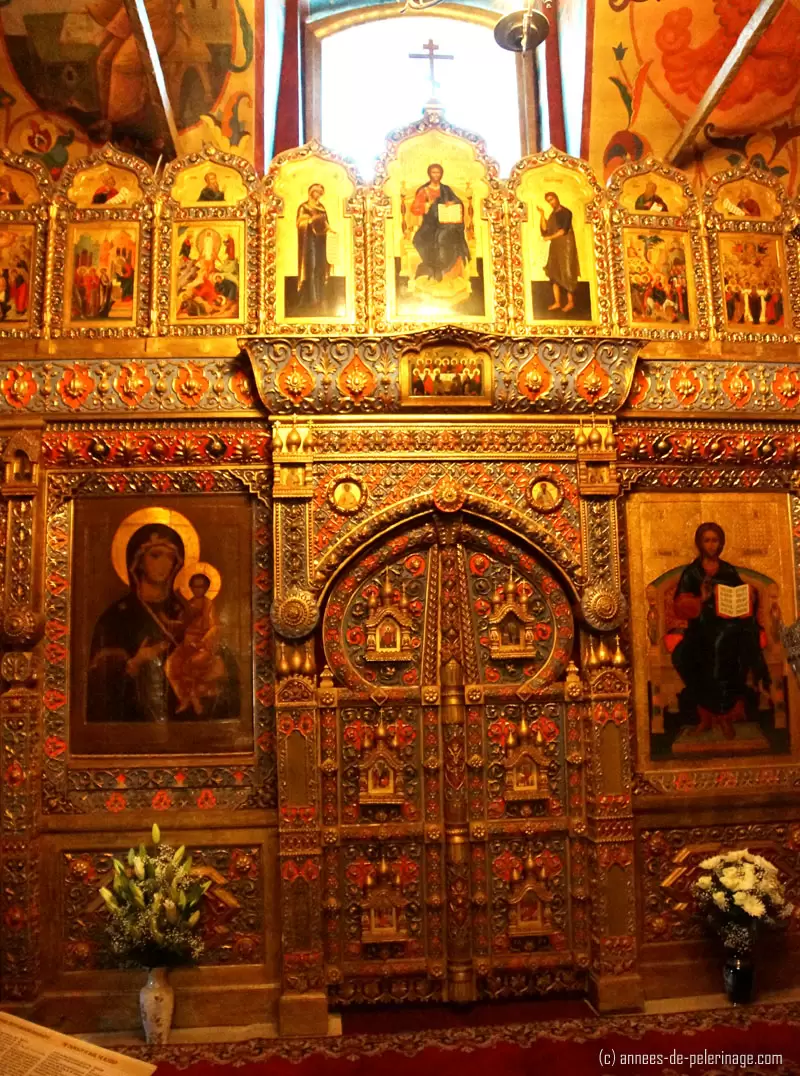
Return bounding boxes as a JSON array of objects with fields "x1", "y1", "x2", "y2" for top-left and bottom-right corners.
[
  {"x1": 175, "y1": 560, "x2": 222, "y2": 602},
  {"x1": 111, "y1": 508, "x2": 200, "y2": 586}
]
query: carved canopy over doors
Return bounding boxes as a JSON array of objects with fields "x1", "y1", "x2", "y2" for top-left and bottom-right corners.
[{"x1": 324, "y1": 515, "x2": 574, "y2": 700}]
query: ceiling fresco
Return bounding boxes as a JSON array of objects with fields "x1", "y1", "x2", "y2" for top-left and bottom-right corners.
[
  {"x1": 587, "y1": 0, "x2": 800, "y2": 193},
  {"x1": 0, "y1": 0, "x2": 259, "y2": 173}
]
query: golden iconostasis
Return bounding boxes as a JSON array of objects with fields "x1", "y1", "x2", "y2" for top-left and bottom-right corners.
[{"x1": 0, "y1": 111, "x2": 796, "y2": 347}]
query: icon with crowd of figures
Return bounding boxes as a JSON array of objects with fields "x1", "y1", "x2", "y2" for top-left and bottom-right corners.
[
  {"x1": 66, "y1": 223, "x2": 138, "y2": 327},
  {"x1": 173, "y1": 223, "x2": 243, "y2": 321},
  {"x1": 719, "y1": 235, "x2": 785, "y2": 330},
  {"x1": 623, "y1": 228, "x2": 692, "y2": 326}
]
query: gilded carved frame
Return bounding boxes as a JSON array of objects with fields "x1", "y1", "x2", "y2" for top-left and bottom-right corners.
[
  {"x1": 370, "y1": 110, "x2": 509, "y2": 335},
  {"x1": 50, "y1": 146, "x2": 155, "y2": 338},
  {"x1": 618, "y1": 426, "x2": 800, "y2": 796},
  {"x1": 263, "y1": 141, "x2": 367, "y2": 335},
  {"x1": 607, "y1": 158, "x2": 710, "y2": 341},
  {"x1": 158, "y1": 148, "x2": 261, "y2": 337},
  {"x1": 703, "y1": 164, "x2": 800, "y2": 341},
  {"x1": 40, "y1": 426, "x2": 276, "y2": 815},
  {"x1": 507, "y1": 148, "x2": 612, "y2": 336},
  {"x1": 0, "y1": 149, "x2": 50, "y2": 340}
]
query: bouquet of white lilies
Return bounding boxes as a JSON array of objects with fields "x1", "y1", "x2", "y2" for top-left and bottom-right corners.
[
  {"x1": 692, "y1": 849, "x2": 792, "y2": 953},
  {"x1": 99, "y1": 824, "x2": 210, "y2": 968}
]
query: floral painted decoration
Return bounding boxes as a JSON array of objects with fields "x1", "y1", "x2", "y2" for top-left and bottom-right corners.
[{"x1": 692, "y1": 849, "x2": 792, "y2": 953}]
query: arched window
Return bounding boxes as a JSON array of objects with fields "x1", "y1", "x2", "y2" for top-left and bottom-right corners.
[{"x1": 306, "y1": 8, "x2": 523, "y2": 179}]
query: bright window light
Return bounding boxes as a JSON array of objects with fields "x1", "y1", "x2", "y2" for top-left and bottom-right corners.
[{"x1": 319, "y1": 15, "x2": 521, "y2": 180}]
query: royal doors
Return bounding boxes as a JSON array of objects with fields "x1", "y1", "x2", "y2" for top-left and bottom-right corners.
[{"x1": 316, "y1": 512, "x2": 589, "y2": 1004}]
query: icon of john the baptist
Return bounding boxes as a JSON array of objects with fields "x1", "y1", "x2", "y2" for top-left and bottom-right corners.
[
  {"x1": 538, "y1": 191, "x2": 579, "y2": 314},
  {"x1": 666, "y1": 522, "x2": 770, "y2": 739},
  {"x1": 87, "y1": 522, "x2": 240, "y2": 723}
]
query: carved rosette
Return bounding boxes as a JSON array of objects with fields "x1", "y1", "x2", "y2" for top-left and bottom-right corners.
[
  {"x1": 1, "y1": 607, "x2": 42, "y2": 646},
  {"x1": 580, "y1": 584, "x2": 627, "y2": 633},
  {"x1": 271, "y1": 586, "x2": 319, "y2": 640}
]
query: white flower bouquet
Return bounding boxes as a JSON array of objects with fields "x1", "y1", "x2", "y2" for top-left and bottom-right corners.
[
  {"x1": 99, "y1": 824, "x2": 210, "y2": 968},
  {"x1": 692, "y1": 849, "x2": 792, "y2": 953}
]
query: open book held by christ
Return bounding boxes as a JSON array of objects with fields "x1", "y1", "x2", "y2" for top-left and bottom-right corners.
[
  {"x1": 437, "y1": 202, "x2": 463, "y2": 224},
  {"x1": 715, "y1": 582, "x2": 752, "y2": 619}
]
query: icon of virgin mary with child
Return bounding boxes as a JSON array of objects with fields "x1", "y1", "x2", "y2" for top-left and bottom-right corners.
[{"x1": 87, "y1": 522, "x2": 240, "y2": 723}]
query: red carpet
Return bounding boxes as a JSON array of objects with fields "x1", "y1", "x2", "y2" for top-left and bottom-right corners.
[{"x1": 119, "y1": 1003, "x2": 800, "y2": 1075}]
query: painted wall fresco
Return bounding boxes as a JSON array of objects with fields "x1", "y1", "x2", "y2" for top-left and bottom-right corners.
[
  {"x1": 0, "y1": 0, "x2": 259, "y2": 173},
  {"x1": 587, "y1": 0, "x2": 800, "y2": 194}
]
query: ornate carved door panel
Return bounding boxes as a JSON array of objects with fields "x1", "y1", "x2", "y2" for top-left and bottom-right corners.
[{"x1": 320, "y1": 513, "x2": 588, "y2": 1004}]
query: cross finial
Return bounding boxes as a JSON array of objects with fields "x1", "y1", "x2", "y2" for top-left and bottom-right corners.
[{"x1": 409, "y1": 38, "x2": 454, "y2": 103}]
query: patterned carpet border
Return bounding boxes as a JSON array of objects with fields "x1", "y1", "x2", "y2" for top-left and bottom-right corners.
[{"x1": 117, "y1": 1001, "x2": 800, "y2": 1069}]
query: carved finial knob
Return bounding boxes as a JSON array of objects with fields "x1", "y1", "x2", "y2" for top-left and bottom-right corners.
[
  {"x1": 612, "y1": 635, "x2": 628, "y2": 667},
  {"x1": 286, "y1": 417, "x2": 302, "y2": 453}
]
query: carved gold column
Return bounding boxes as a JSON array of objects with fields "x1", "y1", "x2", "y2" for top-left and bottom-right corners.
[
  {"x1": 0, "y1": 421, "x2": 44, "y2": 1004},
  {"x1": 42, "y1": 202, "x2": 58, "y2": 340},
  {"x1": 437, "y1": 522, "x2": 473, "y2": 1002},
  {"x1": 150, "y1": 194, "x2": 163, "y2": 337},
  {"x1": 271, "y1": 417, "x2": 328, "y2": 1035},
  {"x1": 575, "y1": 421, "x2": 642, "y2": 1012}
]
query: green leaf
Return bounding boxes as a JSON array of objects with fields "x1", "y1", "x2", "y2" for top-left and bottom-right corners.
[
  {"x1": 228, "y1": 0, "x2": 254, "y2": 74},
  {"x1": 112, "y1": 873, "x2": 129, "y2": 897},
  {"x1": 152, "y1": 823, "x2": 161, "y2": 846},
  {"x1": 726, "y1": 153, "x2": 743, "y2": 167},
  {"x1": 613, "y1": 42, "x2": 627, "y2": 61},
  {"x1": 771, "y1": 165, "x2": 789, "y2": 178},
  {"x1": 609, "y1": 76, "x2": 633, "y2": 123}
]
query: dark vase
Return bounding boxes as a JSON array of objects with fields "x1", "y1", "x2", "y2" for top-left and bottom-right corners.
[{"x1": 723, "y1": 952, "x2": 754, "y2": 1004}]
